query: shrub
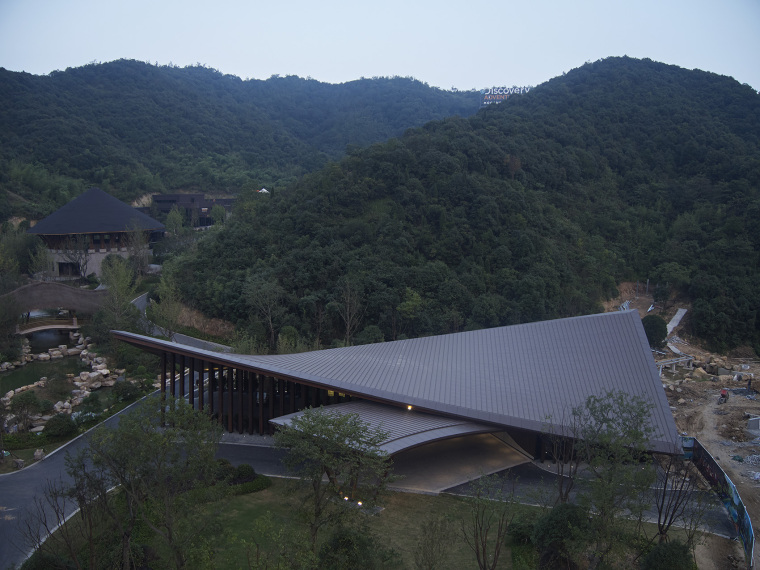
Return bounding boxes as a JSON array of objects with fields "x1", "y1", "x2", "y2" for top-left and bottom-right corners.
[
  {"x1": 215, "y1": 458, "x2": 235, "y2": 482},
  {"x1": 642, "y1": 314, "x2": 668, "y2": 349},
  {"x1": 532, "y1": 503, "x2": 589, "y2": 569},
  {"x1": 509, "y1": 513, "x2": 535, "y2": 545},
  {"x1": 43, "y1": 413, "x2": 78, "y2": 439},
  {"x1": 3, "y1": 432, "x2": 48, "y2": 450},
  {"x1": 232, "y1": 462, "x2": 256, "y2": 484},
  {"x1": 79, "y1": 393, "x2": 102, "y2": 415},
  {"x1": 640, "y1": 540, "x2": 692, "y2": 570},
  {"x1": 318, "y1": 525, "x2": 400, "y2": 570},
  {"x1": 112, "y1": 380, "x2": 142, "y2": 402},
  {"x1": 231, "y1": 475, "x2": 272, "y2": 495}
]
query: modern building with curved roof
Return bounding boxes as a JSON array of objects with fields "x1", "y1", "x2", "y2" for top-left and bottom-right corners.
[{"x1": 113, "y1": 309, "x2": 681, "y2": 457}]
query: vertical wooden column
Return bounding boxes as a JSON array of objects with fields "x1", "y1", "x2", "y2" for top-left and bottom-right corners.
[
  {"x1": 237, "y1": 370, "x2": 243, "y2": 434},
  {"x1": 268, "y1": 377, "x2": 275, "y2": 433},
  {"x1": 208, "y1": 363, "x2": 215, "y2": 419},
  {"x1": 160, "y1": 352, "x2": 167, "y2": 426},
  {"x1": 247, "y1": 371, "x2": 254, "y2": 435},
  {"x1": 311, "y1": 385, "x2": 319, "y2": 407},
  {"x1": 197, "y1": 359, "x2": 205, "y2": 412},
  {"x1": 218, "y1": 366, "x2": 225, "y2": 427},
  {"x1": 226, "y1": 368, "x2": 233, "y2": 432},
  {"x1": 278, "y1": 379, "x2": 284, "y2": 417},
  {"x1": 170, "y1": 352, "x2": 176, "y2": 398},
  {"x1": 258, "y1": 374, "x2": 265, "y2": 435},
  {"x1": 188, "y1": 357, "x2": 195, "y2": 409},
  {"x1": 179, "y1": 354, "x2": 185, "y2": 399}
]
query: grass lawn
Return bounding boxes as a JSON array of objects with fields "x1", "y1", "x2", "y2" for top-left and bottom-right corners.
[{"x1": 208, "y1": 478, "x2": 536, "y2": 569}]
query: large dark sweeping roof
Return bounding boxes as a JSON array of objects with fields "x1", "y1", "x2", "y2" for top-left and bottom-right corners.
[
  {"x1": 28, "y1": 187, "x2": 164, "y2": 235},
  {"x1": 113, "y1": 310, "x2": 681, "y2": 454}
]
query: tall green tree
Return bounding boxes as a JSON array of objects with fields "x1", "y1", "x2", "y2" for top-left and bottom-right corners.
[
  {"x1": 274, "y1": 407, "x2": 393, "y2": 550},
  {"x1": 573, "y1": 390, "x2": 658, "y2": 567},
  {"x1": 84, "y1": 398, "x2": 224, "y2": 569}
]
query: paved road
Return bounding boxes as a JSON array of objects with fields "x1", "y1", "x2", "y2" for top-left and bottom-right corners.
[
  {"x1": 0, "y1": 404, "x2": 284, "y2": 569},
  {"x1": 132, "y1": 292, "x2": 231, "y2": 353}
]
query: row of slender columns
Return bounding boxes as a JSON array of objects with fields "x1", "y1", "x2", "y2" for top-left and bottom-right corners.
[{"x1": 159, "y1": 350, "x2": 350, "y2": 435}]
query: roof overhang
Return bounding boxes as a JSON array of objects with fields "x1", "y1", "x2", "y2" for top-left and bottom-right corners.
[
  {"x1": 112, "y1": 310, "x2": 682, "y2": 455},
  {"x1": 269, "y1": 401, "x2": 502, "y2": 455}
]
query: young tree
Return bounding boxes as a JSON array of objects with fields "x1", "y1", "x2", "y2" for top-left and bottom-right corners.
[
  {"x1": 649, "y1": 454, "x2": 701, "y2": 544},
  {"x1": 211, "y1": 204, "x2": 226, "y2": 226},
  {"x1": 165, "y1": 205, "x2": 185, "y2": 236},
  {"x1": 329, "y1": 278, "x2": 365, "y2": 347},
  {"x1": 150, "y1": 273, "x2": 183, "y2": 341},
  {"x1": 274, "y1": 407, "x2": 393, "y2": 550},
  {"x1": 21, "y1": 478, "x2": 104, "y2": 570},
  {"x1": 413, "y1": 515, "x2": 455, "y2": 570},
  {"x1": 245, "y1": 272, "x2": 287, "y2": 350},
  {"x1": 88, "y1": 255, "x2": 141, "y2": 358},
  {"x1": 61, "y1": 233, "x2": 91, "y2": 278},
  {"x1": 86, "y1": 398, "x2": 225, "y2": 568},
  {"x1": 460, "y1": 474, "x2": 517, "y2": 570},
  {"x1": 124, "y1": 222, "x2": 150, "y2": 277},
  {"x1": 10, "y1": 390, "x2": 42, "y2": 432},
  {"x1": 29, "y1": 241, "x2": 54, "y2": 281},
  {"x1": 22, "y1": 399, "x2": 224, "y2": 569},
  {"x1": 543, "y1": 409, "x2": 583, "y2": 505},
  {"x1": 573, "y1": 390, "x2": 658, "y2": 567}
]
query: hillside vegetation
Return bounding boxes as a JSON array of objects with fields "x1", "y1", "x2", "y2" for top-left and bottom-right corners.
[
  {"x1": 170, "y1": 57, "x2": 760, "y2": 353},
  {"x1": 0, "y1": 60, "x2": 477, "y2": 219}
]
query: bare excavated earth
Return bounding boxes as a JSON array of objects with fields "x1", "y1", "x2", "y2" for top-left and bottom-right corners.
[{"x1": 606, "y1": 283, "x2": 758, "y2": 569}]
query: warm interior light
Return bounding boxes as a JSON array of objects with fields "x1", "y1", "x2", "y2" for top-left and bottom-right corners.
[
  {"x1": 407, "y1": 405, "x2": 412, "y2": 410},
  {"x1": 357, "y1": 501, "x2": 363, "y2": 506},
  {"x1": 344, "y1": 496, "x2": 349, "y2": 501}
]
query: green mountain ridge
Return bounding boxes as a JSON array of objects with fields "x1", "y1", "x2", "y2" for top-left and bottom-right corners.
[
  {"x1": 0, "y1": 59, "x2": 477, "y2": 219},
  {"x1": 171, "y1": 57, "x2": 760, "y2": 352}
]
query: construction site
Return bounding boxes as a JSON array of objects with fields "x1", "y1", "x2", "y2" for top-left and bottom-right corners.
[{"x1": 607, "y1": 283, "x2": 760, "y2": 569}]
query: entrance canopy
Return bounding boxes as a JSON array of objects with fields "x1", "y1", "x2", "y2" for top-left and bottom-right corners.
[{"x1": 270, "y1": 400, "x2": 501, "y2": 454}]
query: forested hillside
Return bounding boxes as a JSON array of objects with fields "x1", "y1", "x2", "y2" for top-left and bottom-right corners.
[
  {"x1": 171, "y1": 57, "x2": 760, "y2": 353},
  {"x1": 0, "y1": 60, "x2": 476, "y2": 220}
]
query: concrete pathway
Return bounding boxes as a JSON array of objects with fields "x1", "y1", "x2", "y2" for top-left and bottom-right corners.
[{"x1": 667, "y1": 308, "x2": 688, "y2": 334}]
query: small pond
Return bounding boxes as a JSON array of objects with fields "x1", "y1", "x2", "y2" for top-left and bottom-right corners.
[
  {"x1": 0, "y1": 358, "x2": 85, "y2": 395},
  {"x1": 27, "y1": 329, "x2": 75, "y2": 353}
]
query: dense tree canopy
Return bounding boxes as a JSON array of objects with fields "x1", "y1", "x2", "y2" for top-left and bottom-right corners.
[
  {"x1": 0, "y1": 60, "x2": 477, "y2": 219},
  {"x1": 174, "y1": 57, "x2": 760, "y2": 352}
]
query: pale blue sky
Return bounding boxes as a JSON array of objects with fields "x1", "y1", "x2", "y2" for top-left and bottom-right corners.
[{"x1": 1, "y1": 0, "x2": 758, "y2": 90}]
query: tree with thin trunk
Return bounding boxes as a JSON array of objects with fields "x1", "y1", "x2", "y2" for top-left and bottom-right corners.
[
  {"x1": 414, "y1": 514, "x2": 455, "y2": 570},
  {"x1": 573, "y1": 390, "x2": 658, "y2": 568},
  {"x1": 274, "y1": 407, "x2": 393, "y2": 551},
  {"x1": 543, "y1": 409, "x2": 583, "y2": 505},
  {"x1": 21, "y1": 478, "x2": 101, "y2": 570},
  {"x1": 245, "y1": 272, "x2": 287, "y2": 350},
  {"x1": 150, "y1": 273, "x2": 183, "y2": 341},
  {"x1": 460, "y1": 474, "x2": 517, "y2": 570},
  {"x1": 61, "y1": 233, "x2": 91, "y2": 278},
  {"x1": 124, "y1": 221, "x2": 150, "y2": 277},
  {"x1": 87, "y1": 398, "x2": 225, "y2": 569},
  {"x1": 649, "y1": 454, "x2": 702, "y2": 544},
  {"x1": 329, "y1": 277, "x2": 365, "y2": 347}
]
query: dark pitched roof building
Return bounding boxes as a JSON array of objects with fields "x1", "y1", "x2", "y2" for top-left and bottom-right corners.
[
  {"x1": 113, "y1": 310, "x2": 681, "y2": 455},
  {"x1": 27, "y1": 187, "x2": 165, "y2": 277},
  {"x1": 28, "y1": 187, "x2": 164, "y2": 235}
]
